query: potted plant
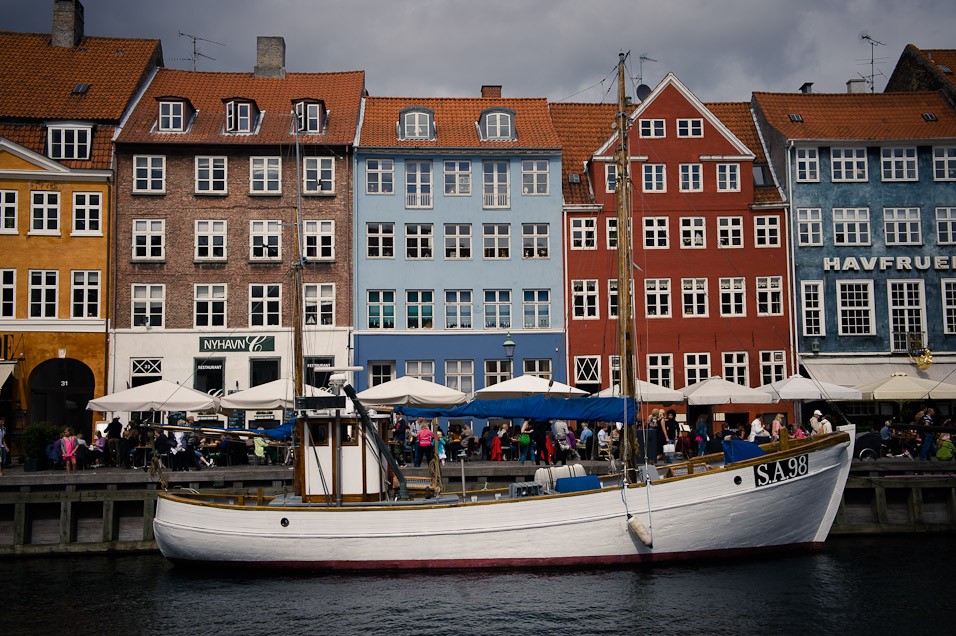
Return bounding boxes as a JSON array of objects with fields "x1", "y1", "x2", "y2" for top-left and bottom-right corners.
[{"x1": 20, "y1": 422, "x2": 60, "y2": 472}]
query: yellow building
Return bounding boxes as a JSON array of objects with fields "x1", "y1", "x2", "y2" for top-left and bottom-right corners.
[{"x1": 0, "y1": 1, "x2": 161, "y2": 440}]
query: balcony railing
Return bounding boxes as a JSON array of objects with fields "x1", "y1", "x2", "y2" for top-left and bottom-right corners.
[
  {"x1": 891, "y1": 330, "x2": 926, "y2": 354},
  {"x1": 483, "y1": 191, "x2": 510, "y2": 208},
  {"x1": 405, "y1": 191, "x2": 433, "y2": 209}
]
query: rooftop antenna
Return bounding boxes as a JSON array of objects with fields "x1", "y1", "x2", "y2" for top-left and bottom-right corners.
[
  {"x1": 859, "y1": 32, "x2": 886, "y2": 93},
  {"x1": 635, "y1": 54, "x2": 658, "y2": 102},
  {"x1": 176, "y1": 31, "x2": 225, "y2": 71}
]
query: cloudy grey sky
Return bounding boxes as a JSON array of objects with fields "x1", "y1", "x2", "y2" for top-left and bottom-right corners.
[{"x1": 3, "y1": 0, "x2": 954, "y2": 103}]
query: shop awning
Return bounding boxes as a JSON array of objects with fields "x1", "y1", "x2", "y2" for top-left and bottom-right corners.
[
  {"x1": 0, "y1": 361, "x2": 16, "y2": 389},
  {"x1": 801, "y1": 357, "x2": 956, "y2": 388}
]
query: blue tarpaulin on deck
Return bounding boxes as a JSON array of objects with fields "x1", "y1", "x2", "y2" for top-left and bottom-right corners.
[
  {"x1": 722, "y1": 439, "x2": 766, "y2": 464},
  {"x1": 395, "y1": 394, "x2": 638, "y2": 424}
]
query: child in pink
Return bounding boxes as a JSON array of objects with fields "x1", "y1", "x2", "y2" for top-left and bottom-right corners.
[{"x1": 61, "y1": 429, "x2": 78, "y2": 474}]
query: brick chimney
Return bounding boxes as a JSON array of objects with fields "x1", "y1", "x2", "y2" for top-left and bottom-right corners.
[
  {"x1": 846, "y1": 78, "x2": 866, "y2": 93},
  {"x1": 481, "y1": 85, "x2": 502, "y2": 98},
  {"x1": 254, "y1": 36, "x2": 286, "y2": 79},
  {"x1": 52, "y1": 0, "x2": 85, "y2": 48}
]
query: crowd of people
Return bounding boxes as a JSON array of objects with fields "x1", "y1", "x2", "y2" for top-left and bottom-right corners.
[{"x1": 879, "y1": 406, "x2": 955, "y2": 461}]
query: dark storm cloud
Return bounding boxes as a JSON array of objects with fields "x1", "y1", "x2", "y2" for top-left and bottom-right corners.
[{"x1": 2, "y1": 0, "x2": 954, "y2": 102}]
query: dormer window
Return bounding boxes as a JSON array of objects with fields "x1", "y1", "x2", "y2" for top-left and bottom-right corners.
[
  {"x1": 399, "y1": 108, "x2": 434, "y2": 140},
  {"x1": 47, "y1": 124, "x2": 91, "y2": 160},
  {"x1": 225, "y1": 100, "x2": 256, "y2": 133},
  {"x1": 158, "y1": 100, "x2": 185, "y2": 132},
  {"x1": 479, "y1": 108, "x2": 515, "y2": 141},
  {"x1": 294, "y1": 99, "x2": 326, "y2": 133}
]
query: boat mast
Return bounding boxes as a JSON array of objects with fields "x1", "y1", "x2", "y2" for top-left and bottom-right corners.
[
  {"x1": 292, "y1": 115, "x2": 305, "y2": 396},
  {"x1": 615, "y1": 52, "x2": 633, "y2": 401}
]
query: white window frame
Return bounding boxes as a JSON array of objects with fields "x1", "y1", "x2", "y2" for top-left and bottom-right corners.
[
  {"x1": 405, "y1": 223, "x2": 434, "y2": 260},
  {"x1": 759, "y1": 350, "x2": 787, "y2": 385},
  {"x1": 571, "y1": 279, "x2": 599, "y2": 320},
  {"x1": 195, "y1": 220, "x2": 227, "y2": 261},
  {"x1": 831, "y1": 147, "x2": 868, "y2": 182},
  {"x1": 483, "y1": 160, "x2": 510, "y2": 208},
  {"x1": 681, "y1": 278, "x2": 708, "y2": 317},
  {"x1": 645, "y1": 278, "x2": 671, "y2": 318},
  {"x1": 521, "y1": 223, "x2": 549, "y2": 259},
  {"x1": 303, "y1": 157, "x2": 334, "y2": 194},
  {"x1": 881, "y1": 147, "x2": 918, "y2": 182},
  {"x1": 367, "y1": 290, "x2": 396, "y2": 330},
  {"x1": 937, "y1": 207, "x2": 956, "y2": 245},
  {"x1": 684, "y1": 352, "x2": 711, "y2": 386},
  {"x1": 723, "y1": 351, "x2": 749, "y2": 387},
  {"x1": 605, "y1": 218, "x2": 618, "y2": 249},
  {"x1": 643, "y1": 164, "x2": 666, "y2": 192},
  {"x1": 29, "y1": 191, "x2": 59, "y2": 236},
  {"x1": 0, "y1": 269, "x2": 14, "y2": 318},
  {"x1": 574, "y1": 356, "x2": 600, "y2": 384},
  {"x1": 71, "y1": 192, "x2": 101, "y2": 236},
  {"x1": 644, "y1": 217, "x2": 669, "y2": 249},
  {"x1": 521, "y1": 159, "x2": 549, "y2": 195},
  {"x1": 679, "y1": 163, "x2": 702, "y2": 192},
  {"x1": 195, "y1": 156, "x2": 228, "y2": 194},
  {"x1": 47, "y1": 125, "x2": 91, "y2": 160},
  {"x1": 485, "y1": 112, "x2": 513, "y2": 140},
  {"x1": 833, "y1": 208, "x2": 871, "y2": 246},
  {"x1": 304, "y1": 283, "x2": 335, "y2": 326},
  {"x1": 756, "y1": 276, "x2": 784, "y2": 316},
  {"x1": 639, "y1": 119, "x2": 665, "y2": 138},
  {"x1": 133, "y1": 155, "x2": 165, "y2": 194},
  {"x1": 719, "y1": 277, "x2": 746, "y2": 317},
  {"x1": 883, "y1": 207, "x2": 922, "y2": 246},
  {"x1": 70, "y1": 270, "x2": 99, "y2": 319},
  {"x1": 405, "y1": 360, "x2": 435, "y2": 383},
  {"x1": 647, "y1": 353, "x2": 673, "y2": 388},
  {"x1": 406, "y1": 289, "x2": 435, "y2": 330},
  {"x1": 483, "y1": 289, "x2": 512, "y2": 329},
  {"x1": 369, "y1": 362, "x2": 396, "y2": 387},
  {"x1": 795, "y1": 147, "x2": 819, "y2": 182},
  {"x1": 524, "y1": 358, "x2": 553, "y2": 381},
  {"x1": 444, "y1": 290, "x2": 472, "y2": 329},
  {"x1": 607, "y1": 279, "x2": 618, "y2": 319},
  {"x1": 366, "y1": 158, "x2": 394, "y2": 194},
  {"x1": 443, "y1": 160, "x2": 471, "y2": 196},
  {"x1": 158, "y1": 101, "x2": 184, "y2": 132},
  {"x1": 131, "y1": 283, "x2": 165, "y2": 328},
  {"x1": 28, "y1": 270, "x2": 58, "y2": 318},
  {"x1": 942, "y1": 279, "x2": 956, "y2": 335},
  {"x1": 295, "y1": 101, "x2": 323, "y2": 133},
  {"x1": 304, "y1": 220, "x2": 335, "y2": 261},
  {"x1": 933, "y1": 146, "x2": 956, "y2": 181},
  {"x1": 0, "y1": 190, "x2": 16, "y2": 234},
  {"x1": 249, "y1": 283, "x2": 281, "y2": 327},
  {"x1": 605, "y1": 163, "x2": 618, "y2": 193},
  {"x1": 403, "y1": 111, "x2": 431, "y2": 140},
  {"x1": 717, "y1": 216, "x2": 743, "y2": 248},
  {"x1": 754, "y1": 215, "x2": 781, "y2": 248},
  {"x1": 836, "y1": 279, "x2": 875, "y2": 336},
  {"x1": 132, "y1": 219, "x2": 165, "y2": 261},
  {"x1": 717, "y1": 163, "x2": 740, "y2": 192},
  {"x1": 797, "y1": 208, "x2": 823, "y2": 246},
  {"x1": 367, "y1": 222, "x2": 395, "y2": 259},
  {"x1": 249, "y1": 157, "x2": 281, "y2": 194},
  {"x1": 249, "y1": 220, "x2": 282, "y2": 261},
  {"x1": 444, "y1": 223, "x2": 471, "y2": 259},
  {"x1": 194, "y1": 284, "x2": 227, "y2": 328},
  {"x1": 523, "y1": 289, "x2": 550, "y2": 328},
  {"x1": 680, "y1": 217, "x2": 706, "y2": 248},
  {"x1": 485, "y1": 359, "x2": 513, "y2": 386},
  {"x1": 225, "y1": 100, "x2": 253, "y2": 133},
  {"x1": 887, "y1": 279, "x2": 925, "y2": 353},
  {"x1": 676, "y1": 118, "x2": 703, "y2": 138},
  {"x1": 570, "y1": 217, "x2": 597, "y2": 250},
  {"x1": 445, "y1": 360, "x2": 474, "y2": 395},
  {"x1": 801, "y1": 281, "x2": 825, "y2": 337},
  {"x1": 405, "y1": 160, "x2": 433, "y2": 209},
  {"x1": 482, "y1": 223, "x2": 510, "y2": 259}
]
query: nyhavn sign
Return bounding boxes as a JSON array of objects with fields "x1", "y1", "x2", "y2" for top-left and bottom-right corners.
[{"x1": 199, "y1": 335, "x2": 275, "y2": 352}]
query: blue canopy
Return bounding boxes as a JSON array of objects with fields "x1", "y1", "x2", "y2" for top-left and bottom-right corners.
[
  {"x1": 396, "y1": 394, "x2": 638, "y2": 424},
  {"x1": 264, "y1": 423, "x2": 294, "y2": 441}
]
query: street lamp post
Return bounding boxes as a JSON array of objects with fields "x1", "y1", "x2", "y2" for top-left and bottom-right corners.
[{"x1": 502, "y1": 332, "x2": 516, "y2": 379}]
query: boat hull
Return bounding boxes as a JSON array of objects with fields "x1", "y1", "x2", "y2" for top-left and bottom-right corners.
[{"x1": 154, "y1": 431, "x2": 853, "y2": 570}]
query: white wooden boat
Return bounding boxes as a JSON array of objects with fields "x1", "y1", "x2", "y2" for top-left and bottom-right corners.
[{"x1": 153, "y1": 405, "x2": 854, "y2": 569}]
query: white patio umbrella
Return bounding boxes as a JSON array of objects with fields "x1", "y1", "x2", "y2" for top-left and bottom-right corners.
[
  {"x1": 356, "y1": 375, "x2": 467, "y2": 407},
  {"x1": 854, "y1": 372, "x2": 956, "y2": 401},
  {"x1": 86, "y1": 379, "x2": 220, "y2": 412},
  {"x1": 219, "y1": 378, "x2": 333, "y2": 410},
  {"x1": 474, "y1": 374, "x2": 588, "y2": 400},
  {"x1": 594, "y1": 381, "x2": 684, "y2": 403},
  {"x1": 679, "y1": 376, "x2": 776, "y2": 406},
  {"x1": 756, "y1": 375, "x2": 863, "y2": 401}
]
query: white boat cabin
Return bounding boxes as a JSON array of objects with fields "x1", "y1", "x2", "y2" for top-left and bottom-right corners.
[{"x1": 297, "y1": 414, "x2": 390, "y2": 503}]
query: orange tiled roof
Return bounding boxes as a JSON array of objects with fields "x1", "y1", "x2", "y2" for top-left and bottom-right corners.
[
  {"x1": 548, "y1": 102, "x2": 618, "y2": 205},
  {"x1": 117, "y1": 68, "x2": 365, "y2": 146},
  {"x1": 0, "y1": 31, "x2": 161, "y2": 121},
  {"x1": 0, "y1": 121, "x2": 114, "y2": 170},
  {"x1": 910, "y1": 46, "x2": 956, "y2": 91},
  {"x1": 752, "y1": 90, "x2": 956, "y2": 140},
  {"x1": 360, "y1": 96, "x2": 561, "y2": 149}
]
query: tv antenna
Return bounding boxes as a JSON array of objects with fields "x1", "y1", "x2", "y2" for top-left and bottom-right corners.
[
  {"x1": 175, "y1": 31, "x2": 225, "y2": 71},
  {"x1": 859, "y1": 32, "x2": 886, "y2": 93},
  {"x1": 634, "y1": 54, "x2": 658, "y2": 102}
]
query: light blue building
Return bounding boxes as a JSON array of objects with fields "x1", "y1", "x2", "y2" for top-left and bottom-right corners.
[
  {"x1": 753, "y1": 89, "x2": 956, "y2": 408},
  {"x1": 352, "y1": 89, "x2": 567, "y2": 404}
]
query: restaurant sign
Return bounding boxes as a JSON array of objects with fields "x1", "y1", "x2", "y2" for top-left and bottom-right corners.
[{"x1": 199, "y1": 335, "x2": 275, "y2": 352}]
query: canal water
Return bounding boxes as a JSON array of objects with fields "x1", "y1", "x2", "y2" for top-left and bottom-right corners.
[{"x1": 0, "y1": 535, "x2": 950, "y2": 635}]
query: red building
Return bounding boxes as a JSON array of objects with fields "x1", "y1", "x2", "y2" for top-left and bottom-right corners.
[{"x1": 556, "y1": 74, "x2": 788, "y2": 421}]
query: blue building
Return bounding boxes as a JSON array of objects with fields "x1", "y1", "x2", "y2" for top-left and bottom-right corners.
[
  {"x1": 753, "y1": 88, "x2": 956, "y2": 411},
  {"x1": 352, "y1": 86, "x2": 566, "y2": 400}
]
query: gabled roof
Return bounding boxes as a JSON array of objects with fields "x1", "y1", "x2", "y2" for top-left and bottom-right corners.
[
  {"x1": 0, "y1": 31, "x2": 161, "y2": 121},
  {"x1": 886, "y1": 44, "x2": 956, "y2": 96},
  {"x1": 359, "y1": 96, "x2": 561, "y2": 149},
  {"x1": 117, "y1": 68, "x2": 366, "y2": 146},
  {"x1": 548, "y1": 102, "x2": 618, "y2": 205},
  {"x1": 0, "y1": 122, "x2": 114, "y2": 170},
  {"x1": 752, "y1": 90, "x2": 956, "y2": 140}
]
